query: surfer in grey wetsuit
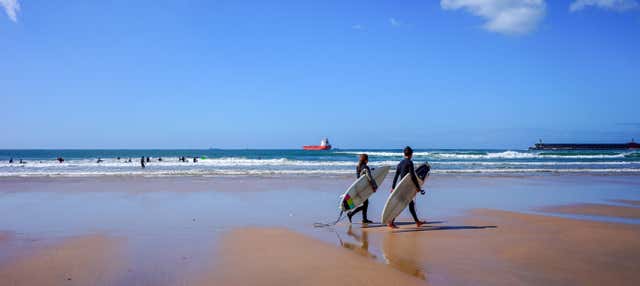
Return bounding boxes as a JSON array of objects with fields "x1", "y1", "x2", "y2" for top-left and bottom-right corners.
[
  {"x1": 347, "y1": 154, "x2": 377, "y2": 224},
  {"x1": 389, "y1": 146, "x2": 426, "y2": 228}
]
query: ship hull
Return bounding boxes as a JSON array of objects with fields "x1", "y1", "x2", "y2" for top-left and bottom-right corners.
[{"x1": 303, "y1": 145, "x2": 332, "y2": 150}]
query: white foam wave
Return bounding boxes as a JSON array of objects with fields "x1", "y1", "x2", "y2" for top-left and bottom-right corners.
[
  {"x1": 335, "y1": 151, "x2": 432, "y2": 157},
  {"x1": 432, "y1": 151, "x2": 630, "y2": 159},
  {"x1": 0, "y1": 158, "x2": 360, "y2": 168},
  {"x1": 0, "y1": 169, "x2": 354, "y2": 177},
  {"x1": 1, "y1": 168, "x2": 639, "y2": 178},
  {"x1": 431, "y1": 168, "x2": 640, "y2": 174},
  {"x1": 337, "y1": 150, "x2": 632, "y2": 159},
  {"x1": 434, "y1": 161, "x2": 639, "y2": 166}
]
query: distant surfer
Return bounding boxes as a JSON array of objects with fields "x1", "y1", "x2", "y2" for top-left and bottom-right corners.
[
  {"x1": 140, "y1": 156, "x2": 146, "y2": 169},
  {"x1": 96, "y1": 158, "x2": 103, "y2": 163},
  {"x1": 57, "y1": 157, "x2": 64, "y2": 163},
  {"x1": 347, "y1": 154, "x2": 376, "y2": 224},
  {"x1": 9, "y1": 158, "x2": 13, "y2": 163},
  {"x1": 146, "y1": 157, "x2": 150, "y2": 163},
  {"x1": 388, "y1": 146, "x2": 426, "y2": 229}
]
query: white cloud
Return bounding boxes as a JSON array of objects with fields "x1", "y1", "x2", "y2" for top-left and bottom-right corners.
[
  {"x1": 389, "y1": 17, "x2": 400, "y2": 26},
  {"x1": 1, "y1": 0, "x2": 19, "y2": 22},
  {"x1": 352, "y1": 24, "x2": 364, "y2": 30},
  {"x1": 441, "y1": 0, "x2": 546, "y2": 35},
  {"x1": 570, "y1": 0, "x2": 639, "y2": 12}
]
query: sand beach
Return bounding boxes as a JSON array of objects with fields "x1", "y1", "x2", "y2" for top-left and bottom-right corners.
[{"x1": 1, "y1": 174, "x2": 639, "y2": 285}]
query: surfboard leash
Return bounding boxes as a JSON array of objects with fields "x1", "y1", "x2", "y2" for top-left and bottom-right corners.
[{"x1": 313, "y1": 210, "x2": 345, "y2": 228}]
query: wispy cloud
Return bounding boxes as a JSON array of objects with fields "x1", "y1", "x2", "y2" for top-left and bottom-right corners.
[
  {"x1": 570, "y1": 0, "x2": 639, "y2": 12},
  {"x1": 352, "y1": 24, "x2": 364, "y2": 30},
  {"x1": 440, "y1": 0, "x2": 546, "y2": 35},
  {"x1": 389, "y1": 17, "x2": 401, "y2": 27},
  {"x1": 1, "y1": 0, "x2": 19, "y2": 22}
]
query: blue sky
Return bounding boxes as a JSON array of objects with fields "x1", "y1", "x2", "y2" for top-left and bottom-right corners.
[{"x1": 1, "y1": 0, "x2": 639, "y2": 149}]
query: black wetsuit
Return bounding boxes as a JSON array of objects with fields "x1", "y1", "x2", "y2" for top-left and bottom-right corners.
[
  {"x1": 349, "y1": 164, "x2": 378, "y2": 221},
  {"x1": 391, "y1": 158, "x2": 420, "y2": 222}
]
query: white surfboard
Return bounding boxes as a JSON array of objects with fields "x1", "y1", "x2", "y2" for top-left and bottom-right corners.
[
  {"x1": 339, "y1": 166, "x2": 391, "y2": 212},
  {"x1": 381, "y1": 163, "x2": 430, "y2": 224}
]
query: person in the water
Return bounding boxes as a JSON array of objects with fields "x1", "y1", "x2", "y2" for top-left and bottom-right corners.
[
  {"x1": 389, "y1": 146, "x2": 426, "y2": 229},
  {"x1": 140, "y1": 156, "x2": 146, "y2": 169},
  {"x1": 347, "y1": 153, "x2": 376, "y2": 224}
]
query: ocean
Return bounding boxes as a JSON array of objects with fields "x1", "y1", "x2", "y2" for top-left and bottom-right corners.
[{"x1": 0, "y1": 149, "x2": 639, "y2": 177}]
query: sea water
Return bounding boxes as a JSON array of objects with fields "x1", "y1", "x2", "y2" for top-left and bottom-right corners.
[{"x1": 0, "y1": 149, "x2": 639, "y2": 177}]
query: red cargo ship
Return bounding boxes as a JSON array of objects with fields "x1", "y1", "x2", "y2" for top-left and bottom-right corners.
[{"x1": 303, "y1": 138, "x2": 332, "y2": 150}]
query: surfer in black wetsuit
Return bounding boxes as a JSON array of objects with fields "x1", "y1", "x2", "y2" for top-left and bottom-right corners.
[
  {"x1": 140, "y1": 156, "x2": 146, "y2": 169},
  {"x1": 389, "y1": 146, "x2": 426, "y2": 229},
  {"x1": 347, "y1": 154, "x2": 377, "y2": 224}
]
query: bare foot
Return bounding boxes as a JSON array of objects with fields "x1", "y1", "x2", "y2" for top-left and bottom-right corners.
[
  {"x1": 416, "y1": 220, "x2": 426, "y2": 227},
  {"x1": 388, "y1": 223, "x2": 398, "y2": 229}
]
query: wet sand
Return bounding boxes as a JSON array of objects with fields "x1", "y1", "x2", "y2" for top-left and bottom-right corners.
[
  {"x1": 234, "y1": 206, "x2": 639, "y2": 286},
  {"x1": 196, "y1": 228, "x2": 425, "y2": 286},
  {"x1": 540, "y1": 203, "x2": 640, "y2": 219},
  {"x1": 0, "y1": 235, "x2": 125, "y2": 286},
  {"x1": 0, "y1": 175, "x2": 639, "y2": 285},
  {"x1": 367, "y1": 209, "x2": 640, "y2": 285}
]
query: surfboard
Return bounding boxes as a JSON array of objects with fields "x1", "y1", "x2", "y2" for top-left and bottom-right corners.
[
  {"x1": 380, "y1": 163, "x2": 431, "y2": 224},
  {"x1": 339, "y1": 166, "x2": 391, "y2": 212}
]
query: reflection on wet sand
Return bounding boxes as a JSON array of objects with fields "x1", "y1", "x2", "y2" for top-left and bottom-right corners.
[
  {"x1": 333, "y1": 224, "x2": 427, "y2": 280},
  {"x1": 207, "y1": 228, "x2": 425, "y2": 286},
  {"x1": 381, "y1": 230, "x2": 427, "y2": 280},
  {"x1": 336, "y1": 225, "x2": 376, "y2": 259},
  {"x1": 332, "y1": 221, "x2": 496, "y2": 281}
]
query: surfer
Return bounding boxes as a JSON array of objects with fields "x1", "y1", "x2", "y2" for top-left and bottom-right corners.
[
  {"x1": 347, "y1": 154, "x2": 377, "y2": 224},
  {"x1": 140, "y1": 156, "x2": 146, "y2": 169},
  {"x1": 388, "y1": 146, "x2": 426, "y2": 229}
]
